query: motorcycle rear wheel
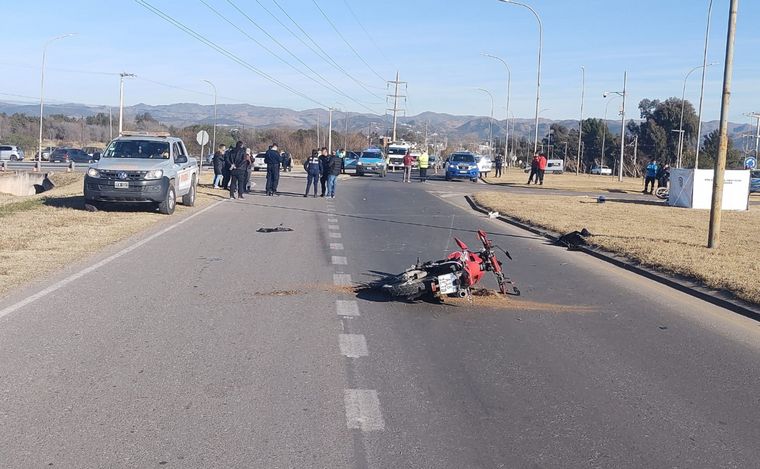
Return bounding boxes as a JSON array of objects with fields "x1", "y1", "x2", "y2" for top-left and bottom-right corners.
[{"x1": 381, "y1": 270, "x2": 429, "y2": 300}]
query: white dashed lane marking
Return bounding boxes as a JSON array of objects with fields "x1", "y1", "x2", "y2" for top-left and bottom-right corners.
[
  {"x1": 332, "y1": 256, "x2": 348, "y2": 265},
  {"x1": 333, "y1": 273, "x2": 352, "y2": 286},
  {"x1": 338, "y1": 334, "x2": 368, "y2": 358},
  {"x1": 329, "y1": 232, "x2": 342, "y2": 239},
  {"x1": 330, "y1": 243, "x2": 344, "y2": 250},
  {"x1": 328, "y1": 225, "x2": 340, "y2": 231},
  {"x1": 328, "y1": 218, "x2": 338, "y2": 223},
  {"x1": 336, "y1": 300, "x2": 360, "y2": 317},
  {"x1": 344, "y1": 389, "x2": 385, "y2": 432}
]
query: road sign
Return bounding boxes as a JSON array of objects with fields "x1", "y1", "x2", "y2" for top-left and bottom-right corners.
[
  {"x1": 196, "y1": 130, "x2": 210, "y2": 146},
  {"x1": 744, "y1": 156, "x2": 757, "y2": 170}
]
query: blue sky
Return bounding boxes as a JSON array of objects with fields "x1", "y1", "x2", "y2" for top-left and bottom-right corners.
[{"x1": 2, "y1": 0, "x2": 759, "y2": 124}]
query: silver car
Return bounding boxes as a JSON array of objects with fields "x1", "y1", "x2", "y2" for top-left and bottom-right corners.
[{"x1": 0, "y1": 145, "x2": 24, "y2": 161}]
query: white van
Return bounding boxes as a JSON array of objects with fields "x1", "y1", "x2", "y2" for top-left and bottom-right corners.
[{"x1": 545, "y1": 159, "x2": 564, "y2": 174}]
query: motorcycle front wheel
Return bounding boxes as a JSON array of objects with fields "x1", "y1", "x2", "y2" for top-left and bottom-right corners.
[{"x1": 654, "y1": 187, "x2": 668, "y2": 199}]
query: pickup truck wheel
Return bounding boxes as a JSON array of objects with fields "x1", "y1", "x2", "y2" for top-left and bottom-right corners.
[
  {"x1": 182, "y1": 176, "x2": 197, "y2": 206},
  {"x1": 159, "y1": 183, "x2": 176, "y2": 215},
  {"x1": 445, "y1": 174, "x2": 452, "y2": 181}
]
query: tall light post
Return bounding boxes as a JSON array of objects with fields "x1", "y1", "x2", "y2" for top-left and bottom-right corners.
[
  {"x1": 497, "y1": 0, "x2": 542, "y2": 154},
  {"x1": 476, "y1": 88, "x2": 495, "y2": 157},
  {"x1": 118, "y1": 72, "x2": 136, "y2": 136},
  {"x1": 202, "y1": 79, "x2": 217, "y2": 154},
  {"x1": 677, "y1": 63, "x2": 716, "y2": 168},
  {"x1": 600, "y1": 95, "x2": 620, "y2": 170},
  {"x1": 695, "y1": 0, "x2": 715, "y2": 169},
  {"x1": 577, "y1": 66, "x2": 585, "y2": 174},
  {"x1": 38, "y1": 33, "x2": 76, "y2": 163},
  {"x1": 604, "y1": 71, "x2": 627, "y2": 182},
  {"x1": 482, "y1": 53, "x2": 511, "y2": 159}
]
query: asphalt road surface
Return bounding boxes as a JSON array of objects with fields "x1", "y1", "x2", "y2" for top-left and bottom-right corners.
[{"x1": 1, "y1": 171, "x2": 759, "y2": 467}]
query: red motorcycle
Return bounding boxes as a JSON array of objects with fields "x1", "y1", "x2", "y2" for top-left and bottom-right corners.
[{"x1": 380, "y1": 230, "x2": 520, "y2": 300}]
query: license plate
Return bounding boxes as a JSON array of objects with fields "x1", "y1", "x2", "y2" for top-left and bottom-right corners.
[
  {"x1": 114, "y1": 181, "x2": 129, "y2": 189},
  {"x1": 437, "y1": 273, "x2": 457, "y2": 295}
]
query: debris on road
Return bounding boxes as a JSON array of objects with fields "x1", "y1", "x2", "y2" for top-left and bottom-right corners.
[
  {"x1": 257, "y1": 225, "x2": 294, "y2": 233},
  {"x1": 557, "y1": 228, "x2": 592, "y2": 250}
]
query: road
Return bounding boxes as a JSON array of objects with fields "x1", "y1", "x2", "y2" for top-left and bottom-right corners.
[{"x1": 1, "y1": 171, "x2": 759, "y2": 467}]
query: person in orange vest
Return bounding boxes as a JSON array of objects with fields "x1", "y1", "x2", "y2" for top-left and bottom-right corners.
[{"x1": 536, "y1": 153, "x2": 548, "y2": 185}]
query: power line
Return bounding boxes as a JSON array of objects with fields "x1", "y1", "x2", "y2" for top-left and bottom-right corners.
[
  {"x1": 201, "y1": 0, "x2": 377, "y2": 113},
  {"x1": 341, "y1": 0, "x2": 392, "y2": 66},
  {"x1": 310, "y1": 0, "x2": 386, "y2": 82},
  {"x1": 269, "y1": 0, "x2": 385, "y2": 98},
  {"x1": 135, "y1": 0, "x2": 329, "y2": 109}
]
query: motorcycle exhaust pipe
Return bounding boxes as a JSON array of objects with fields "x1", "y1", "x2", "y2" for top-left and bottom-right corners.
[{"x1": 457, "y1": 289, "x2": 468, "y2": 298}]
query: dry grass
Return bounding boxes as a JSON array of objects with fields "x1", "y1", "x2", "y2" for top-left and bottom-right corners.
[
  {"x1": 474, "y1": 191, "x2": 760, "y2": 305},
  {"x1": 484, "y1": 169, "x2": 645, "y2": 193},
  {"x1": 0, "y1": 171, "x2": 219, "y2": 299}
]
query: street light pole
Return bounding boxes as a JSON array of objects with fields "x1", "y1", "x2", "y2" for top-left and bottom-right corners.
[
  {"x1": 695, "y1": 0, "x2": 715, "y2": 169},
  {"x1": 482, "y1": 53, "x2": 511, "y2": 159},
  {"x1": 618, "y1": 71, "x2": 627, "y2": 182},
  {"x1": 601, "y1": 96, "x2": 619, "y2": 170},
  {"x1": 577, "y1": 66, "x2": 585, "y2": 174},
  {"x1": 328, "y1": 107, "x2": 334, "y2": 154},
  {"x1": 678, "y1": 64, "x2": 716, "y2": 168},
  {"x1": 498, "y1": 0, "x2": 542, "y2": 154},
  {"x1": 38, "y1": 33, "x2": 75, "y2": 163},
  {"x1": 477, "y1": 88, "x2": 495, "y2": 157},
  {"x1": 202, "y1": 79, "x2": 217, "y2": 154},
  {"x1": 118, "y1": 72, "x2": 136, "y2": 136}
]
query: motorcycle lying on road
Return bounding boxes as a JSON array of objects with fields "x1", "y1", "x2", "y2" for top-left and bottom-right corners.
[{"x1": 380, "y1": 230, "x2": 520, "y2": 301}]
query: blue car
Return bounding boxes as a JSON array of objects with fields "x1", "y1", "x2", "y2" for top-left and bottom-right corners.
[
  {"x1": 445, "y1": 152, "x2": 479, "y2": 182},
  {"x1": 342, "y1": 151, "x2": 360, "y2": 171},
  {"x1": 356, "y1": 149, "x2": 387, "y2": 177},
  {"x1": 751, "y1": 170, "x2": 760, "y2": 193}
]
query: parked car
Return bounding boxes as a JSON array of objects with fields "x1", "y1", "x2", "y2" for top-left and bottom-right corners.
[
  {"x1": 475, "y1": 155, "x2": 492, "y2": 177},
  {"x1": 590, "y1": 165, "x2": 612, "y2": 175},
  {"x1": 750, "y1": 170, "x2": 760, "y2": 193},
  {"x1": 546, "y1": 159, "x2": 564, "y2": 174},
  {"x1": 35, "y1": 146, "x2": 55, "y2": 161},
  {"x1": 0, "y1": 145, "x2": 24, "y2": 161},
  {"x1": 355, "y1": 149, "x2": 387, "y2": 177},
  {"x1": 253, "y1": 152, "x2": 267, "y2": 171},
  {"x1": 50, "y1": 148, "x2": 93, "y2": 163},
  {"x1": 343, "y1": 151, "x2": 360, "y2": 171},
  {"x1": 445, "y1": 152, "x2": 479, "y2": 182}
]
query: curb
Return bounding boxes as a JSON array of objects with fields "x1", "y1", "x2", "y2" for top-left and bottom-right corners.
[{"x1": 464, "y1": 195, "x2": 760, "y2": 323}]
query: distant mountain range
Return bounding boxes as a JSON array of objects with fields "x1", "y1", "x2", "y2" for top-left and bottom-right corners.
[{"x1": 0, "y1": 100, "x2": 753, "y2": 143}]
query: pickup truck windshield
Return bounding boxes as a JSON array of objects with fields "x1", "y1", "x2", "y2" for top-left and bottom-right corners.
[
  {"x1": 103, "y1": 140, "x2": 170, "y2": 159},
  {"x1": 360, "y1": 152, "x2": 383, "y2": 160},
  {"x1": 387, "y1": 148, "x2": 407, "y2": 155},
  {"x1": 450, "y1": 154, "x2": 475, "y2": 163}
]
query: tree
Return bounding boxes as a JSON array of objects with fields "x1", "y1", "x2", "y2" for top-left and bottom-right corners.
[
  {"x1": 698, "y1": 130, "x2": 743, "y2": 169},
  {"x1": 635, "y1": 97, "x2": 698, "y2": 166}
]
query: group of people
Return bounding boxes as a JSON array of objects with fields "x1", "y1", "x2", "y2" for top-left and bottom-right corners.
[
  {"x1": 402, "y1": 150, "x2": 430, "y2": 183},
  {"x1": 211, "y1": 141, "x2": 286, "y2": 199},
  {"x1": 644, "y1": 160, "x2": 670, "y2": 194},
  {"x1": 303, "y1": 147, "x2": 342, "y2": 198},
  {"x1": 527, "y1": 153, "x2": 548, "y2": 185}
]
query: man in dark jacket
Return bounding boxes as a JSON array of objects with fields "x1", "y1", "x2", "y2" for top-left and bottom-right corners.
[
  {"x1": 494, "y1": 153, "x2": 504, "y2": 178},
  {"x1": 264, "y1": 143, "x2": 282, "y2": 196},
  {"x1": 221, "y1": 146, "x2": 233, "y2": 190},
  {"x1": 526, "y1": 154, "x2": 540, "y2": 184},
  {"x1": 318, "y1": 147, "x2": 330, "y2": 197},
  {"x1": 303, "y1": 149, "x2": 321, "y2": 197},
  {"x1": 212, "y1": 144, "x2": 226, "y2": 189},
  {"x1": 227, "y1": 141, "x2": 249, "y2": 199},
  {"x1": 326, "y1": 151, "x2": 342, "y2": 198}
]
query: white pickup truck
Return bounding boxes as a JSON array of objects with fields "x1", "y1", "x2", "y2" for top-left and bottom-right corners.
[{"x1": 84, "y1": 132, "x2": 198, "y2": 214}]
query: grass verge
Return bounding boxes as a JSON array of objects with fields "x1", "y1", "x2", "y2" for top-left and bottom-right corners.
[
  {"x1": 0, "y1": 171, "x2": 220, "y2": 298},
  {"x1": 482, "y1": 169, "x2": 646, "y2": 193},
  {"x1": 473, "y1": 191, "x2": 760, "y2": 305}
]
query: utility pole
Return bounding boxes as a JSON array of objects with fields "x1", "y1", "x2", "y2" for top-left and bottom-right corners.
[
  {"x1": 344, "y1": 110, "x2": 349, "y2": 151},
  {"x1": 748, "y1": 112, "x2": 760, "y2": 157},
  {"x1": 118, "y1": 72, "x2": 136, "y2": 136},
  {"x1": 577, "y1": 66, "x2": 585, "y2": 175},
  {"x1": 108, "y1": 107, "x2": 113, "y2": 141},
  {"x1": 708, "y1": 0, "x2": 738, "y2": 249},
  {"x1": 618, "y1": 71, "x2": 627, "y2": 181},
  {"x1": 328, "y1": 107, "x2": 333, "y2": 154},
  {"x1": 563, "y1": 141, "x2": 568, "y2": 167},
  {"x1": 695, "y1": 0, "x2": 715, "y2": 168},
  {"x1": 387, "y1": 71, "x2": 406, "y2": 142},
  {"x1": 633, "y1": 136, "x2": 639, "y2": 171},
  {"x1": 316, "y1": 113, "x2": 320, "y2": 148}
]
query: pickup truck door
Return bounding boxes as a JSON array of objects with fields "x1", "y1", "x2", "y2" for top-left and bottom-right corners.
[{"x1": 173, "y1": 142, "x2": 193, "y2": 194}]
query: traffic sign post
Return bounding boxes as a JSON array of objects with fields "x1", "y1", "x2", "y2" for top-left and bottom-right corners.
[
  {"x1": 744, "y1": 156, "x2": 757, "y2": 170},
  {"x1": 196, "y1": 130, "x2": 210, "y2": 172}
]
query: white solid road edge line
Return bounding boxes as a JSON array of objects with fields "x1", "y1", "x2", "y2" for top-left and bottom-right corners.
[
  {"x1": 344, "y1": 389, "x2": 385, "y2": 432},
  {"x1": 0, "y1": 200, "x2": 227, "y2": 321}
]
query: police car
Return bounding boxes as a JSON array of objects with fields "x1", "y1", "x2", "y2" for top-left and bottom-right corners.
[{"x1": 84, "y1": 132, "x2": 198, "y2": 214}]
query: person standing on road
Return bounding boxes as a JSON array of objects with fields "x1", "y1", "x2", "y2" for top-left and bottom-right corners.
[
  {"x1": 494, "y1": 153, "x2": 504, "y2": 178},
  {"x1": 336, "y1": 148, "x2": 345, "y2": 173},
  {"x1": 402, "y1": 151, "x2": 413, "y2": 183},
  {"x1": 644, "y1": 159, "x2": 659, "y2": 194},
  {"x1": 657, "y1": 163, "x2": 670, "y2": 189},
  {"x1": 264, "y1": 143, "x2": 282, "y2": 196},
  {"x1": 227, "y1": 141, "x2": 248, "y2": 199},
  {"x1": 221, "y1": 145, "x2": 233, "y2": 190},
  {"x1": 318, "y1": 147, "x2": 330, "y2": 197},
  {"x1": 536, "y1": 153, "x2": 547, "y2": 185},
  {"x1": 303, "y1": 149, "x2": 321, "y2": 197},
  {"x1": 244, "y1": 147, "x2": 255, "y2": 193},
  {"x1": 326, "y1": 150, "x2": 342, "y2": 198},
  {"x1": 526, "y1": 154, "x2": 540, "y2": 184},
  {"x1": 280, "y1": 151, "x2": 292, "y2": 172},
  {"x1": 212, "y1": 143, "x2": 226, "y2": 189},
  {"x1": 418, "y1": 150, "x2": 429, "y2": 183}
]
